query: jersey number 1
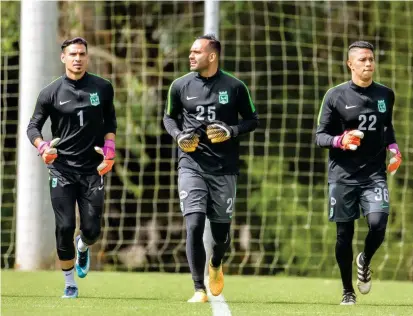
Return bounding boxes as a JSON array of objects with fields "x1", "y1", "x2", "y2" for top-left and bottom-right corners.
[{"x1": 77, "y1": 110, "x2": 84, "y2": 126}]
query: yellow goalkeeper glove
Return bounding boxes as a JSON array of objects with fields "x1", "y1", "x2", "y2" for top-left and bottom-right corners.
[
  {"x1": 206, "y1": 121, "x2": 234, "y2": 144},
  {"x1": 176, "y1": 129, "x2": 200, "y2": 152}
]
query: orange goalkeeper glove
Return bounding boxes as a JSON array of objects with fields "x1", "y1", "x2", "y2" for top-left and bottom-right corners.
[
  {"x1": 387, "y1": 143, "x2": 402, "y2": 176},
  {"x1": 334, "y1": 130, "x2": 364, "y2": 151},
  {"x1": 95, "y1": 139, "x2": 115, "y2": 176},
  {"x1": 37, "y1": 138, "x2": 60, "y2": 164}
]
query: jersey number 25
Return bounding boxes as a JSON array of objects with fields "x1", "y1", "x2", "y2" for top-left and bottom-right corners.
[{"x1": 196, "y1": 105, "x2": 216, "y2": 121}]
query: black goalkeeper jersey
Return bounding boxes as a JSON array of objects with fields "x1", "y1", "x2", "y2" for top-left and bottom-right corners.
[
  {"x1": 27, "y1": 72, "x2": 117, "y2": 174},
  {"x1": 315, "y1": 80, "x2": 396, "y2": 184},
  {"x1": 163, "y1": 69, "x2": 259, "y2": 175}
]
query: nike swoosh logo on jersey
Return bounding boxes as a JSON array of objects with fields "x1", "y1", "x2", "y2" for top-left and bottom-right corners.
[
  {"x1": 98, "y1": 185, "x2": 104, "y2": 190},
  {"x1": 345, "y1": 105, "x2": 357, "y2": 109},
  {"x1": 60, "y1": 100, "x2": 71, "y2": 105},
  {"x1": 186, "y1": 96, "x2": 198, "y2": 100}
]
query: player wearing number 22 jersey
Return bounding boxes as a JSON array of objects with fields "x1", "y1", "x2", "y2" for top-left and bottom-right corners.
[
  {"x1": 163, "y1": 34, "x2": 258, "y2": 302},
  {"x1": 315, "y1": 41, "x2": 402, "y2": 305}
]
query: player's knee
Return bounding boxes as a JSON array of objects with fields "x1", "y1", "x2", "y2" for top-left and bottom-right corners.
[
  {"x1": 367, "y1": 212, "x2": 388, "y2": 232},
  {"x1": 210, "y1": 222, "x2": 231, "y2": 244},
  {"x1": 56, "y1": 222, "x2": 76, "y2": 242},
  {"x1": 185, "y1": 213, "x2": 205, "y2": 239},
  {"x1": 81, "y1": 225, "x2": 101, "y2": 245}
]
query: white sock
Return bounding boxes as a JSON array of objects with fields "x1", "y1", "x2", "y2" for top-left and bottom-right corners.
[
  {"x1": 63, "y1": 267, "x2": 76, "y2": 287},
  {"x1": 77, "y1": 237, "x2": 89, "y2": 252}
]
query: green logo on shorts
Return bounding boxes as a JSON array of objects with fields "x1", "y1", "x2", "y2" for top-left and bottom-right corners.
[
  {"x1": 51, "y1": 178, "x2": 58, "y2": 188},
  {"x1": 219, "y1": 91, "x2": 229, "y2": 104},
  {"x1": 377, "y1": 100, "x2": 386, "y2": 113},
  {"x1": 329, "y1": 207, "x2": 334, "y2": 219},
  {"x1": 90, "y1": 93, "x2": 100, "y2": 106}
]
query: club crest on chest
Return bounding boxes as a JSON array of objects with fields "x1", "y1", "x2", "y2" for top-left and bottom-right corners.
[
  {"x1": 377, "y1": 100, "x2": 386, "y2": 113},
  {"x1": 90, "y1": 93, "x2": 100, "y2": 106},
  {"x1": 219, "y1": 91, "x2": 229, "y2": 104}
]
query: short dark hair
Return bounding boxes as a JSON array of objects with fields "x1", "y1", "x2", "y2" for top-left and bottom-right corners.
[
  {"x1": 348, "y1": 41, "x2": 374, "y2": 57},
  {"x1": 61, "y1": 37, "x2": 88, "y2": 52},
  {"x1": 196, "y1": 34, "x2": 221, "y2": 56}
]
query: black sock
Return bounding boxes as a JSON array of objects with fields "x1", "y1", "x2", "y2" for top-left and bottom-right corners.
[
  {"x1": 185, "y1": 213, "x2": 206, "y2": 291},
  {"x1": 336, "y1": 221, "x2": 355, "y2": 293},
  {"x1": 364, "y1": 213, "x2": 388, "y2": 265},
  {"x1": 210, "y1": 222, "x2": 231, "y2": 268}
]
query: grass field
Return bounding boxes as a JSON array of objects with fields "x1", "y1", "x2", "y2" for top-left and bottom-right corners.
[{"x1": 2, "y1": 271, "x2": 413, "y2": 315}]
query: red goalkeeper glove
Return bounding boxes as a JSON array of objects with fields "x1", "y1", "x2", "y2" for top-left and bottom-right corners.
[
  {"x1": 95, "y1": 139, "x2": 115, "y2": 176},
  {"x1": 37, "y1": 138, "x2": 60, "y2": 164},
  {"x1": 387, "y1": 143, "x2": 402, "y2": 176},
  {"x1": 333, "y1": 130, "x2": 364, "y2": 151}
]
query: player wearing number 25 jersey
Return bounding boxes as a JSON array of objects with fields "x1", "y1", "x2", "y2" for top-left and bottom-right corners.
[
  {"x1": 26, "y1": 37, "x2": 117, "y2": 299},
  {"x1": 163, "y1": 34, "x2": 258, "y2": 302},
  {"x1": 164, "y1": 64, "x2": 258, "y2": 175},
  {"x1": 315, "y1": 41, "x2": 402, "y2": 305}
]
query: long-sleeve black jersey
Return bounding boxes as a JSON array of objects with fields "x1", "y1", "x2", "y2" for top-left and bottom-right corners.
[
  {"x1": 315, "y1": 80, "x2": 396, "y2": 184},
  {"x1": 163, "y1": 69, "x2": 259, "y2": 175},
  {"x1": 27, "y1": 72, "x2": 117, "y2": 174}
]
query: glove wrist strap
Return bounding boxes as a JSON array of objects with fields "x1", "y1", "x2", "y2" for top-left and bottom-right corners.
[{"x1": 38, "y1": 141, "x2": 48, "y2": 155}]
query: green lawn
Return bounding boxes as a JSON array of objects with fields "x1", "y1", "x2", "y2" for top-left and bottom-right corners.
[{"x1": 2, "y1": 271, "x2": 412, "y2": 315}]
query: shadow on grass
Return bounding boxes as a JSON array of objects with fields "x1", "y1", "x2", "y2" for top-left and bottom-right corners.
[
  {"x1": 2, "y1": 294, "x2": 161, "y2": 301},
  {"x1": 226, "y1": 300, "x2": 413, "y2": 307},
  {"x1": 3, "y1": 295, "x2": 413, "y2": 307}
]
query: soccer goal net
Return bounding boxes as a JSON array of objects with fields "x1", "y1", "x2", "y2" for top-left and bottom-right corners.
[{"x1": 2, "y1": 1, "x2": 412, "y2": 280}]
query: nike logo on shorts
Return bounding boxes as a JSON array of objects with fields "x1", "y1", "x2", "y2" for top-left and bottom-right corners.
[
  {"x1": 60, "y1": 100, "x2": 71, "y2": 105},
  {"x1": 345, "y1": 105, "x2": 357, "y2": 109},
  {"x1": 186, "y1": 96, "x2": 198, "y2": 100}
]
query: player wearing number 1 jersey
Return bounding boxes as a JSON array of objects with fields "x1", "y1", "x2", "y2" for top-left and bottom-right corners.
[
  {"x1": 27, "y1": 37, "x2": 117, "y2": 298},
  {"x1": 315, "y1": 41, "x2": 402, "y2": 305},
  {"x1": 163, "y1": 34, "x2": 258, "y2": 302}
]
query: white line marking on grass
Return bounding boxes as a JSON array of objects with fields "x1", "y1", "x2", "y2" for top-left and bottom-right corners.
[{"x1": 205, "y1": 280, "x2": 232, "y2": 316}]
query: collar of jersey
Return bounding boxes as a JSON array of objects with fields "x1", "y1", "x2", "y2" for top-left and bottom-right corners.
[
  {"x1": 350, "y1": 80, "x2": 375, "y2": 92},
  {"x1": 63, "y1": 72, "x2": 89, "y2": 85},
  {"x1": 195, "y1": 69, "x2": 221, "y2": 81}
]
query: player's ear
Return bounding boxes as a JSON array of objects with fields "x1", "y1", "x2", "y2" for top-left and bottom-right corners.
[
  {"x1": 60, "y1": 52, "x2": 66, "y2": 64},
  {"x1": 209, "y1": 52, "x2": 216, "y2": 62}
]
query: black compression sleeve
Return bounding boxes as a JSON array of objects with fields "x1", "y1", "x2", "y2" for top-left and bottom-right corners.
[
  {"x1": 163, "y1": 113, "x2": 181, "y2": 140},
  {"x1": 27, "y1": 90, "x2": 51, "y2": 145}
]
